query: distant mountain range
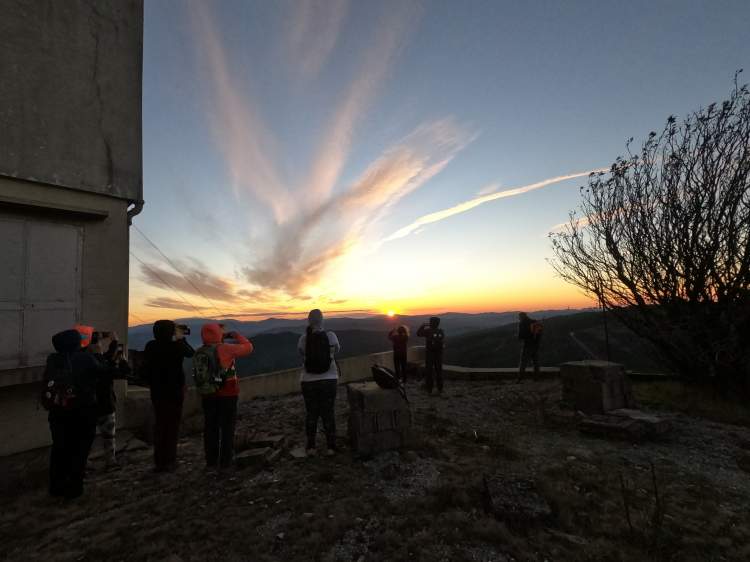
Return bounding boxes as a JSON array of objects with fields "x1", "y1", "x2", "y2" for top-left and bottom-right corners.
[{"x1": 127, "y1": 309, "x2": 593, "y2": 377}]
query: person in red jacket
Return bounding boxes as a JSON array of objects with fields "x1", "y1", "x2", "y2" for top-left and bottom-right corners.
[{"x1": 199, "y1": 323, "x2": 253, "y2": 469}]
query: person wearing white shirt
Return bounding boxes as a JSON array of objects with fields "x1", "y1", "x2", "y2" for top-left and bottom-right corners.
[{"x1": 297, "y1": 309, "x2": 341, "y2": 456}]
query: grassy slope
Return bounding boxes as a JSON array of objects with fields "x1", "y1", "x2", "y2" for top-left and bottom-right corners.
[{"x1": 444, "y1": 310, "x2": 668, "y2": 372}]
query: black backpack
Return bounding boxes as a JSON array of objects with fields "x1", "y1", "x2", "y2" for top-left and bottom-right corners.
[
  {"x1": 40, "y1": 354, "x2": 79, "y2": 411},
  {"x1": 305, "y1": 331, "x2": 332, "y2": 374},
  {"x1": 371, "y1": 364, "x2": 399, "y2": 389}
]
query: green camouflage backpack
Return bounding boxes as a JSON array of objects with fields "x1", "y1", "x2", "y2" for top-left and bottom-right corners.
[{"x1": 192, "y1": 345, "x2": 232, "y2": 395}]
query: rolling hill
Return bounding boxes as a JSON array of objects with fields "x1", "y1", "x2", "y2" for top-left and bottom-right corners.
[{"x1": 443, "y1": 310, "x2": 668, "y2": 372}]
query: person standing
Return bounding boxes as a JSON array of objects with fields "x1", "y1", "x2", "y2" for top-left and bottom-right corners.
[
  {"x1": 298, "y1": 309, "x2": 341, "y2": 457},
  {"x1": 388, "y1": 325, "x2": 410, "y2": 383},
  {"x1": 143, "y1": 320, "x2": 195, "y2": 473},
  {"x1": 197, "y1": 324, "x2": 253, "y2": 470},
  {"x1": 417, "y1": 317, "x2": 445, "y2": 395},
  {"x1": 88, "y1": 331, "x2": 130, "y2": 469},
  {"x1": 45, "y1": 329, "x2": 101, "y2": 499},
  {"x1": 517, "y1": 312, "x2": 542, "y2": 382}
]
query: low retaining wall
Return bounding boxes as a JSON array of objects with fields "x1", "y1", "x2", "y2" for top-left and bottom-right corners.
[{"x1": 121, "y1": 348, "x2": 426, "y2": 437}]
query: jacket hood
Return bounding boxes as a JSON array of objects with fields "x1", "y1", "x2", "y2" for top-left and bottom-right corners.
[
  {"x1": 429, "y1": 316, "x2": 441, "y2": 328},
  {"x1": 53, "y1": 329, "x2": 83, "y2": 353},
  {"x1": 153, "y1": 320, "x2": 176, "y2": 342},
  {"x1": 73, "y1": 324, "x2": 94, "y2": 348},
  {"x1": 201, "y1": 323, "x2": 223, "y2": 345}
]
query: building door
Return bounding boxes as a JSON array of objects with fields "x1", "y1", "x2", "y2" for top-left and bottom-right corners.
[{"x1": 0, "y1": 216, "x2": 82, "y2": 370}]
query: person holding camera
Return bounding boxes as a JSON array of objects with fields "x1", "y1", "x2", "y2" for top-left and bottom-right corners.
[
  {"x1": 143, "y1": 320, "x2": 195, "y2": 473},
  {"x1": 388, "y1": 325, "x2": 410, "y2": 383},
  {"x1": 517, "y1": 312, "x2": 542, "y2": 382},
  {"x1": 83, "y1": 329, "x2": 131, "y2": 468},
  {"x1": 198, "y1": 323, "x2": 253, "y2": 470},
  {"x1": 417, "y1": 317, "x2": 445, "y2": 395}
]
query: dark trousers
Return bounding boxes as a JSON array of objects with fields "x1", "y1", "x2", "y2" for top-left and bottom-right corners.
[
  {"x1": 425, "y1": 350, "x2": 443, "y2": 393},
  {"x1": 49, "y1": 410, "x2": 96, "y2": 498},
  {"x1": 393, "y1": 352, "x2": 408, "y2": 383},
  {"x1": 152, "y1": 397, "x2": 184, "y2": 470},
  {"x1": 202, "y1": 396, "x2": 238, "y2": 468},
  {"x1": 301, "y1": 379, "x2": 337, "y2": 449},
  {"x1": 518, "y1": 340, "x2": 540, "y2": 380}
]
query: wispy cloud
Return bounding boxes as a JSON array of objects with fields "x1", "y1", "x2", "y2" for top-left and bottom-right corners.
[
  {"x1": 304, "y1": 0, "x2": 421, "y2": 204},
  {"x1": 244, "y1": 118, "x2": 474, "y2": 295},
  {"x1": 384, "y1": 169, "x2": 607, "y2": 242},
  {"x1": 285, "y1": 0, "x2": 349, "y2": 79},
  {"x1": 139, "y1": 259, "x2": 238, "y2": 303},
  {"x1": 189, "y1": 1, "x2": 293, "y2": 222}
]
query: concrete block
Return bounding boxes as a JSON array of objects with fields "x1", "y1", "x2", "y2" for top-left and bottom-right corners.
[
  {"x1": 578, "y1": 414, "x2": 648, "y2": 441},
  {"x1": 236, "y1": 447, "x2": 271, "y2": 469},
  {"x1": 560, "y1": 360, "x2": 635, "y2": 414},
  {"x1": 609, "y1": 409, "x2": 671, "y2": 436}
]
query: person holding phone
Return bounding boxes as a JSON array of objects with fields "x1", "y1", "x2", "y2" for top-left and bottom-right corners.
[
  {"x1": 144, "y1": 320, "x2": 195, "y2": 473},
  {"x1": 82, "y1": 329, "x2": 130, "y2": 468}
]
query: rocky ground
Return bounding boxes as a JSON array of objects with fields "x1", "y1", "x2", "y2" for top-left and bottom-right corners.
[{"x1": 2, "y1": 378, "x2": 749, "y2": 562}]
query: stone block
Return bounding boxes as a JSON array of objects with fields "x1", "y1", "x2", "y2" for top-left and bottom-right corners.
[
  {"x1": 609, "y1": 409, "x2": 671, "y2": 437},
  {"x1": 236, "y1": 447, "x2": 271, "y2": 469},
  {"x1": 578, "y1": 414, "x2": 648, "y2": 441},
  {"x1": 560, "y1": 360, "x2": 635, "y2": 414}
]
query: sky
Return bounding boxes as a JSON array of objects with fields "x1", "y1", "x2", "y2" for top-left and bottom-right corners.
[{"x1": 130, "y1": 0, "x2": 750, "y2": 325}]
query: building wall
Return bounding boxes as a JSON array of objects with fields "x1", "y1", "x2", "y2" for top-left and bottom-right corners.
[
  {"x1": 0, "y1": 177, "x2": 131, "y2": 387},
  {"x1": 0, "y1": 0, "x2": 143, "y2": 202}
]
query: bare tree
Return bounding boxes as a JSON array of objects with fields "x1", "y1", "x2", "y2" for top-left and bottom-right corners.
[{"x1": 551, "y1": 73, "x2": 750, "y2": 393}]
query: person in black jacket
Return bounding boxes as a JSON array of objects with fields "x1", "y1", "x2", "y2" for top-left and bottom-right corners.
[
  {"x1": 388, "y1": 325, "x2": 410, "y2": 383},
  {"x1": 46, "y1": 329, "x2": 102, "y2": 499},
  {"x1": 87, "y1": 331, "x2": 130, "y2": 468},
  {"x1": 417, "y1": 317, "x2": 445, "y2": 394},
  {"x1": 143, "y1": 320, "x2": 195, "y2": 472},
  {"x1": 517, "y1": 312, "x2": 541, "y2": 382}
]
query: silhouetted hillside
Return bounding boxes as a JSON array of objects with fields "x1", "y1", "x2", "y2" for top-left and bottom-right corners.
[
  {"x1": 127, "y1": 309, "x2": 589, "y2": 351},
  {"x1": 443, "y1": 311, "x2": 668, "y2": 372}
]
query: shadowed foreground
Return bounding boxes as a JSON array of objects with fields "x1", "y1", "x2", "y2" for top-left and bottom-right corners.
[{"x1": 2, "y1": 379, "x2": 749, "y2": 561}]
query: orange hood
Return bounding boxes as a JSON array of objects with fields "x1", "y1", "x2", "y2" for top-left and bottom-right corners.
[
  {"x1": 201, "y1": 323, "x2": 223, "y2": 345},
  {"x1": 73, "y1": 324, "x2": 94, "y2": 348}
]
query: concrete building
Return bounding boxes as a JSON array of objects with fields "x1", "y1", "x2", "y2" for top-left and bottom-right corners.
[{"x1": 0, "y1": 1, "x2": 144, "y2": 455}]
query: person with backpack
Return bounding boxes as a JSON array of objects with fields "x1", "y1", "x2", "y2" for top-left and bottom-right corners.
[
  {"x1": 194, "y1": 323, "x2": 253, "y2": 470},
  {"x1": 388, "y1": 325, "x2": 410, "y2": 383},
  {"x1": 85, "y1": 330, "x2": 130, "y2": 469},
  {"x1": 297, "y1": 309, "x2": 340, "y2": 457},
  {"x1": 517, "y1": 312, "x2": 543, "y2": 382},
  {"x1": 43, "y1": 329, "x2": 102, "y2": 499},
  {"x1": 417, "y1": 316, "x2": 445, "y2": 395},
  {"x1": 143, "y1": 320, "x2": 195, "y2": 473}
]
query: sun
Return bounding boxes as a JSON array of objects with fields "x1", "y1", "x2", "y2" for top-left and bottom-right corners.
[{"x1": 387, "y1": 310, "x2": 396, "y2": 317}]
